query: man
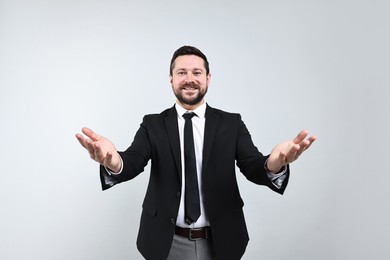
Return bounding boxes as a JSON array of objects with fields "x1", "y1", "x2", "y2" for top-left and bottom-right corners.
[{"x1": 76, "y1": 46, "x2": 316, "y2": 260}]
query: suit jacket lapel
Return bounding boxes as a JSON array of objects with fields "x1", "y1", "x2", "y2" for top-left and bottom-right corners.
[
  {"x1": 202, "y1": 105, "x2": 219, "y2": 173},
  {"x1": 164, "y1": 106, "x2": 182, "y2": 181}
]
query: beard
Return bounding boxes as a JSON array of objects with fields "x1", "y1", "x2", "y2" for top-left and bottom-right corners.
[{"x1": 173, "y1": 83, "x2": 208, "y2": 106}]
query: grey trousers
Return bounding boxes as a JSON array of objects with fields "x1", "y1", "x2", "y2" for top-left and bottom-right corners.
[{"x1": 166, "y1": 234, "x2": 217, "y2": 260}]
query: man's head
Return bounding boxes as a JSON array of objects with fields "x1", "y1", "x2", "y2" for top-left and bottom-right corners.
[{"x1": 170, "y1": 46, "x2": 211, "y2": 110}]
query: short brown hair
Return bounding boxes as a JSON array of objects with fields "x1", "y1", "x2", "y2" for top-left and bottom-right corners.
[{"x1": 169, "y1": 46, "x2": 210, "y2": 75}]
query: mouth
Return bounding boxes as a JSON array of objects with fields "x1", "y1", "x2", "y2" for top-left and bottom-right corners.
[
  {"x1": 181, "y1": 84, "x2": 199, "y2": 91},
  {"x1": 183, "y1": 87, "x2": 197, "y2": 91}
]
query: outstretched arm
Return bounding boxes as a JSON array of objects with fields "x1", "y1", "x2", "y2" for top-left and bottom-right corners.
[
  {"x1": 75, "y1": 127, "x2": 122, "y2": 173},
  {"x1": 266, "y1": 130, "x2": 316, "y2": 173}
]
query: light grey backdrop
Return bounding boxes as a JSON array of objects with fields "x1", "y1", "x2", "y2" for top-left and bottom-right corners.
[{"x1": 1, "y1": 0, "x2": 389, "y2": 259}]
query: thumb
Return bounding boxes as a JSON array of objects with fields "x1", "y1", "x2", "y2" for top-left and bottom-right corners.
[
  {"x1": 278, "y1": 151, "x2": 286, "y2": 163},
  {"x1": 104, "y1": 152, "x2": 121, "y2": 173}
]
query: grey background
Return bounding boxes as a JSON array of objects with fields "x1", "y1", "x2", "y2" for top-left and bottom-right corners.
[{"x1": 1, "y1": 0, "x2": 389, "y2": 259}]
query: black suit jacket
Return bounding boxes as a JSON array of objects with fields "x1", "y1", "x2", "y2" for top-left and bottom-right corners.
[{"x1": 100, "y1": 105, "x2": 289, "y2": 260}]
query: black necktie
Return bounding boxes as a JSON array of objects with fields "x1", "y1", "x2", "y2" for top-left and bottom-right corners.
[{"x1": 182, "y1": 112, "x2": 201, "y2": 224}]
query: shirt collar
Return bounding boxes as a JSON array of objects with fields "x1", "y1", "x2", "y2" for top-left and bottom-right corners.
[{"x1": 175, "y1": 101, "x2": 207, "y2": 119}]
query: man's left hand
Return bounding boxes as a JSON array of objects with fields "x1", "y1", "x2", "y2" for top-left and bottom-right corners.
[{"x1": 266, "y1": 130, "x2": 316, "y2": 173}]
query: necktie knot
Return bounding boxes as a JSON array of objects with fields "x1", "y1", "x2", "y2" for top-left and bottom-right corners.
[{"x1": 183, "y1": 112, "x2": 196, "y2": 120}]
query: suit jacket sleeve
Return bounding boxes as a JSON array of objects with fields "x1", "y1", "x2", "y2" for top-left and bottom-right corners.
[
  {"x1": 100, "y1": 116, "x2": 151, "y2": 190},
  {"x1": 235, "y1": 114, "x2": 289, "y2": 194}
]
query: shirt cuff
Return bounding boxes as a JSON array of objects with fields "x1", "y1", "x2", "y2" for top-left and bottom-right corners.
[
  {"x1": 266, "y1": 171, "x2": 287, "y2": 189},
  {"x1": 265, "y1": 159, "x2": 287, "y2": 189},
  {"x1": 104, "y1": 156, "x2": 123, "y2": 175}
]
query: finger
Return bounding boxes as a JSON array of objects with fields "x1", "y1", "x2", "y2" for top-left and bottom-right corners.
[
  {"x1": 284, "y1": 144, "x2": 299, "y2": 163},
  {"x1": 293, "y1": 130, "x2": 308, "y2": 144},
  {"x1": 278, "y1": 151, "x2": 286, "y2": 164},
  {"x1": 82, "y1": 127, "x2": 101, "y2": 142},
  {"x1": 85, "y1": 139, "x2": 96, "y2": 159},
  {"x1": 298, "y1": 139, "x2": 310, "y2": 150},
  {"x1": 298, "y1": 136, "x2": 316, "y2": 153},
  {"x1": 75, "y1": 133, "x2": 87, "y2": 149},
  {"x1": 308, "y1": 135, "x2": 317, "y2": 144},
  {"x1": 295, "y1": 145, "x2": 306, "y2": 159},
  {"x1": 104, "y1": 152, "x2": 113, "y2": 167},
  {"x1": 93, "y1": 142, "x2": 105, "y2": 164}
]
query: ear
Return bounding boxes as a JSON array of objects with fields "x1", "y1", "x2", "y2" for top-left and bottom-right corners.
[
  {"x1": 206, "y1": 73, "x2": 211, "y2": 85},
  {"x1": 169, "y1": 74, "x2": 173, "y2": 85}
]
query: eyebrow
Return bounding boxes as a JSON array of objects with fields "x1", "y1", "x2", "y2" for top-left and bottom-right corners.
[{"x1": 176, "y1": 68, "x2": 204, "y2": 71}]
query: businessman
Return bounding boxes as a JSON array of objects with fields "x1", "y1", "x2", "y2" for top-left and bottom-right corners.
[{"x1": 76, "y1": 46, "x2": 316, "y2": 260}]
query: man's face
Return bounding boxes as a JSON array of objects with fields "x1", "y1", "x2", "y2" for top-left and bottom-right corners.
[{"x1": 170, "y1": 55, "x2": 211, "y2": 110}]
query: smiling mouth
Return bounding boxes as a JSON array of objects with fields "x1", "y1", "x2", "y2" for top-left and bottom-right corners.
[
  {"x1": 183, "y1": 87, "x2": 198, "y2": 90},
  {"x1": 182, "y1": 84, "x2": 199, "y2": 91}
]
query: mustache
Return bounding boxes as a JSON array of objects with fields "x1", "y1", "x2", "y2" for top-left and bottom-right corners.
[{"x1": 180, "y1": 83, "x2": 199, "y2": 89}]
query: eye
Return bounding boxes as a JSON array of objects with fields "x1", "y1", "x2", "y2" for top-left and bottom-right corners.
[{"x1": 177, "y1": 71, "x2": 186, "y2": 75}]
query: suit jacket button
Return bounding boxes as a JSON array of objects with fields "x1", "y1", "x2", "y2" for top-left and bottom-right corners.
[
  {"x1": 171, "y1": 218, "x2": 176, "y2": 224},
  {"x1": 176, "y1": 192, "x2": 181, "y2": 197}
]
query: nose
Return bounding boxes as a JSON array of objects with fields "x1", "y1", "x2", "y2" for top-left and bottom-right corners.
[{"x1": 184, "y1": 72, "x2": 195, "y2": 83}]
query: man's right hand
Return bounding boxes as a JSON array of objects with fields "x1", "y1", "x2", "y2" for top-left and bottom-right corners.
[{"x1": 75, "y1": 127, "x2": 122, "y2": 173}]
